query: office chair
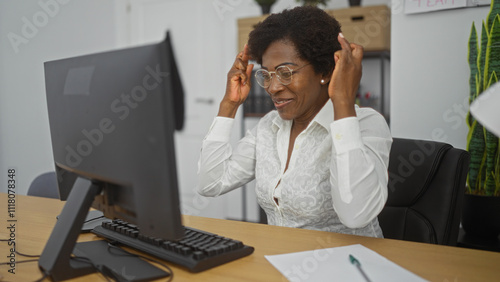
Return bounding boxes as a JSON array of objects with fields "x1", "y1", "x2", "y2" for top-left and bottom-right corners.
[
  {"x1": 27, "y1": 171, "x2": 59, "y2": 199},
  {"x1": 378, "y1": 138, "x2": 470, "y2": 246}
]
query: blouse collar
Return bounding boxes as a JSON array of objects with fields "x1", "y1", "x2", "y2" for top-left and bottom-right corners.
[{"x1": 271, "y1": 99, "x2": 334, "y2": 132}]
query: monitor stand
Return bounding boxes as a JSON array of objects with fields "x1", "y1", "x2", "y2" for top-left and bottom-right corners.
[
  {"x1": 39, "y1": 177, "x2": 101, "y2": 281},
  {"x1": 37, "y1": 177, "x2": 169, "y2": 281}
]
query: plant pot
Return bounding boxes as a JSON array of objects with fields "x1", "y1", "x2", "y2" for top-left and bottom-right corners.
[
  {"x1": 349, "y1": 0, "x2": 362, "y2": 6},
  {"x1": 461, "y1": 194, "x2": 500, "y2": 240},
  {"x1": 259, "y1": 4, "x2": 272, "y2": 14}
]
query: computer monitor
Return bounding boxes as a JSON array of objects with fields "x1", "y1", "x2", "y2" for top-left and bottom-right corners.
[{"x1": 39, "y1": 31, "x2": 185, "y2": 281}]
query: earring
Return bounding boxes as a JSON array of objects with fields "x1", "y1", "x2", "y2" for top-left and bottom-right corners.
[{"x1": 321, "y1": 79, "x2": 325, "y2": 84}]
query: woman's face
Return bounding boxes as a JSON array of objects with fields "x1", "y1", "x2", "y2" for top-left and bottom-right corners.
[{"x1": 261, "y1": 40, "x2": 328, "y2": 122}]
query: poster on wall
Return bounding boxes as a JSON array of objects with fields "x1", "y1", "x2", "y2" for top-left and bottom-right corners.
[{"x1": 404, "y1": 0, "x2": 490, "y2": 14}]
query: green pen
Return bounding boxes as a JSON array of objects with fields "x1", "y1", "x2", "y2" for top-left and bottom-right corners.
[{"x1": 349, "y1": 254, "x2": 372, "y2": 282}]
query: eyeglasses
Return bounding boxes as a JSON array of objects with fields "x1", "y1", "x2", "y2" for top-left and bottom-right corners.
[{"x1": 254, "y1": 63, "x2": 310, "y2": 89}]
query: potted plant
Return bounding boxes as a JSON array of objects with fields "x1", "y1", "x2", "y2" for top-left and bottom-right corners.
[
  {"x1": 255, "y1": 0, "x2": 277, "y2": 14},
  {"x1": 295, "y1": 0, "x2": 330, "y2": 7},
  {"x1": 462, "y1": 0, "x2": 500, "y2": 241}
]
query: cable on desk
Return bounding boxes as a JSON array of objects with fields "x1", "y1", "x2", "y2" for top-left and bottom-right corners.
[
  {"x1": 107, "y1": 242, "x2": 174, "y2": 282},
  {"x1": 0, "y1": 239, "x2": 51, "y2": 282},
  {"x1": 0, "y1": 257, "x2": 43, "y2": 282},
  {"x1": 1, "y1": 238, "x2": 173, "y2": 281},
  {"x1": 0, "y1": 239, "x2": 112, "y2": 282},
  {"x1": 1, "y1": 239, "x2": 40, "y2": 258},
  {"x1": 55, "y1": 214, "x2": 105, "y2": 223},
  {"x1": 0, "y1": 258, "x2": 39, "y2": 266},
  {"x1": 33, "y1": 272, "x2": 49, "y2": 282},
  {"x1": 84, "y1": 215, "x2": 106, "y2": 223},
  {"x1": 15, "y1": 249, "x2": 40, "y2": 258}
]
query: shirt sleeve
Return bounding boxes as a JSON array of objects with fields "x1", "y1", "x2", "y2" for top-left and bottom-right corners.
[
  {"x1": 197, "y1": 117, "x2": 257, "y2": 197},
  {"x1": 329, "y1": 111, "x2": 392, "y2": 229}
]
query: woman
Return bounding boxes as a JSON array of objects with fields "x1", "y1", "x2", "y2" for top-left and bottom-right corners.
[{"x1": 197, "y1": 6, "x2": 392, "y2": 237}]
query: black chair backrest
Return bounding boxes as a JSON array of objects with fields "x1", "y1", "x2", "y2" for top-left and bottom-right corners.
[
  {"x1": 378, "y1": 138, "x2": 470, "y2": 246},
  {"x1": 28, "y1": 172, "x2": 59, "y2": 199}
]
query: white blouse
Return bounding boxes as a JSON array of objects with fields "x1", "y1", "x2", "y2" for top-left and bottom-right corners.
[{"x1": 197, "y1": 100, "x2": 392, "y2": 237}]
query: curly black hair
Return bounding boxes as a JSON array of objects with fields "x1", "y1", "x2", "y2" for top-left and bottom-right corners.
[{"x1": 247, "y1": 6, "x2": 341, "y2": 77}]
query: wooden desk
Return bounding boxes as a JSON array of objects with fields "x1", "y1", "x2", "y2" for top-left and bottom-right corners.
[{"x1": 2, "y1": 193, "x2": 500, "y2": 281}]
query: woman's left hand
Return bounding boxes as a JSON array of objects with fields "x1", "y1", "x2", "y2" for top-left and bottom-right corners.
[{"x1": 328, "y1": 33, "x2": 363, "y2": 120}]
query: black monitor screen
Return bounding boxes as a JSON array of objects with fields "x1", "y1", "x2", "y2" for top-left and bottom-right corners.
[{"x1": 44, "y1": 32, "x2": 184, "y2": 240}]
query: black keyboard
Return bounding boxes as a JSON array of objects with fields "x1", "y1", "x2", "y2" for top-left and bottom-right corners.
[{"x1": 91, "y1": 219, "x2": 254, "y2": 273}]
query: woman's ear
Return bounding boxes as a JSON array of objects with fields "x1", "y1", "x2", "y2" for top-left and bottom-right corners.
[{"x1": 320, "y1": 71, "x2": 332, "y2": 85}]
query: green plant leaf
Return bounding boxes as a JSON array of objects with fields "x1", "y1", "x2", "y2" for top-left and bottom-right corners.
[
  {"x1": 467, "y1": 120, "x2": 486, "y2": 193},
  {"x1": 468, "y1": 23, "x2": 478, "y2": 126},
  {"x1": 478, "y1": 21, "x2": 488, "y2": 95},
  {"x1": 476, "y1": 73, "x2": 481, "y2": 102},
  {"x1": 484, "y1": 129, "x2": 499, "y2": 195},
  {"x1": 487, "y1": 70, "x2": 498, "y2": 86},
  {"x1": 487, "y1": 0, "x2": 500, "y2": 32},
  {"x1": 483, "y1": 71, "x2": 500, "y2": 195},
  {"x1": 485, "y1": 16, "x2": 500, "y2": 91}
]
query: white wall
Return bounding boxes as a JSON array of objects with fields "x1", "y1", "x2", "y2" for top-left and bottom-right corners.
[
  {"x1": 0, "y1": 0, "x2": 123, "y2": 195},
  {"x1": 390, "y1": 1, "x2": 490, "y2": 149}
]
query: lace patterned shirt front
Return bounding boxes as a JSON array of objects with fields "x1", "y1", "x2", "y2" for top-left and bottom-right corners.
[{"x1": 197, "y1": 100, "x2": 392, "y2": 237}]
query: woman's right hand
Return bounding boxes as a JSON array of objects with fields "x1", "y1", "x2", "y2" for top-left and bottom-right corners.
[{"x1": 218, "y1": 44, "x2": 254, "y2": 118}]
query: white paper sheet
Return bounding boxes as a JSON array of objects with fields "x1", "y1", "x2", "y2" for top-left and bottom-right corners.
[{"x1": 265, "y1": 244, "x2": 428, "y2": 282}]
